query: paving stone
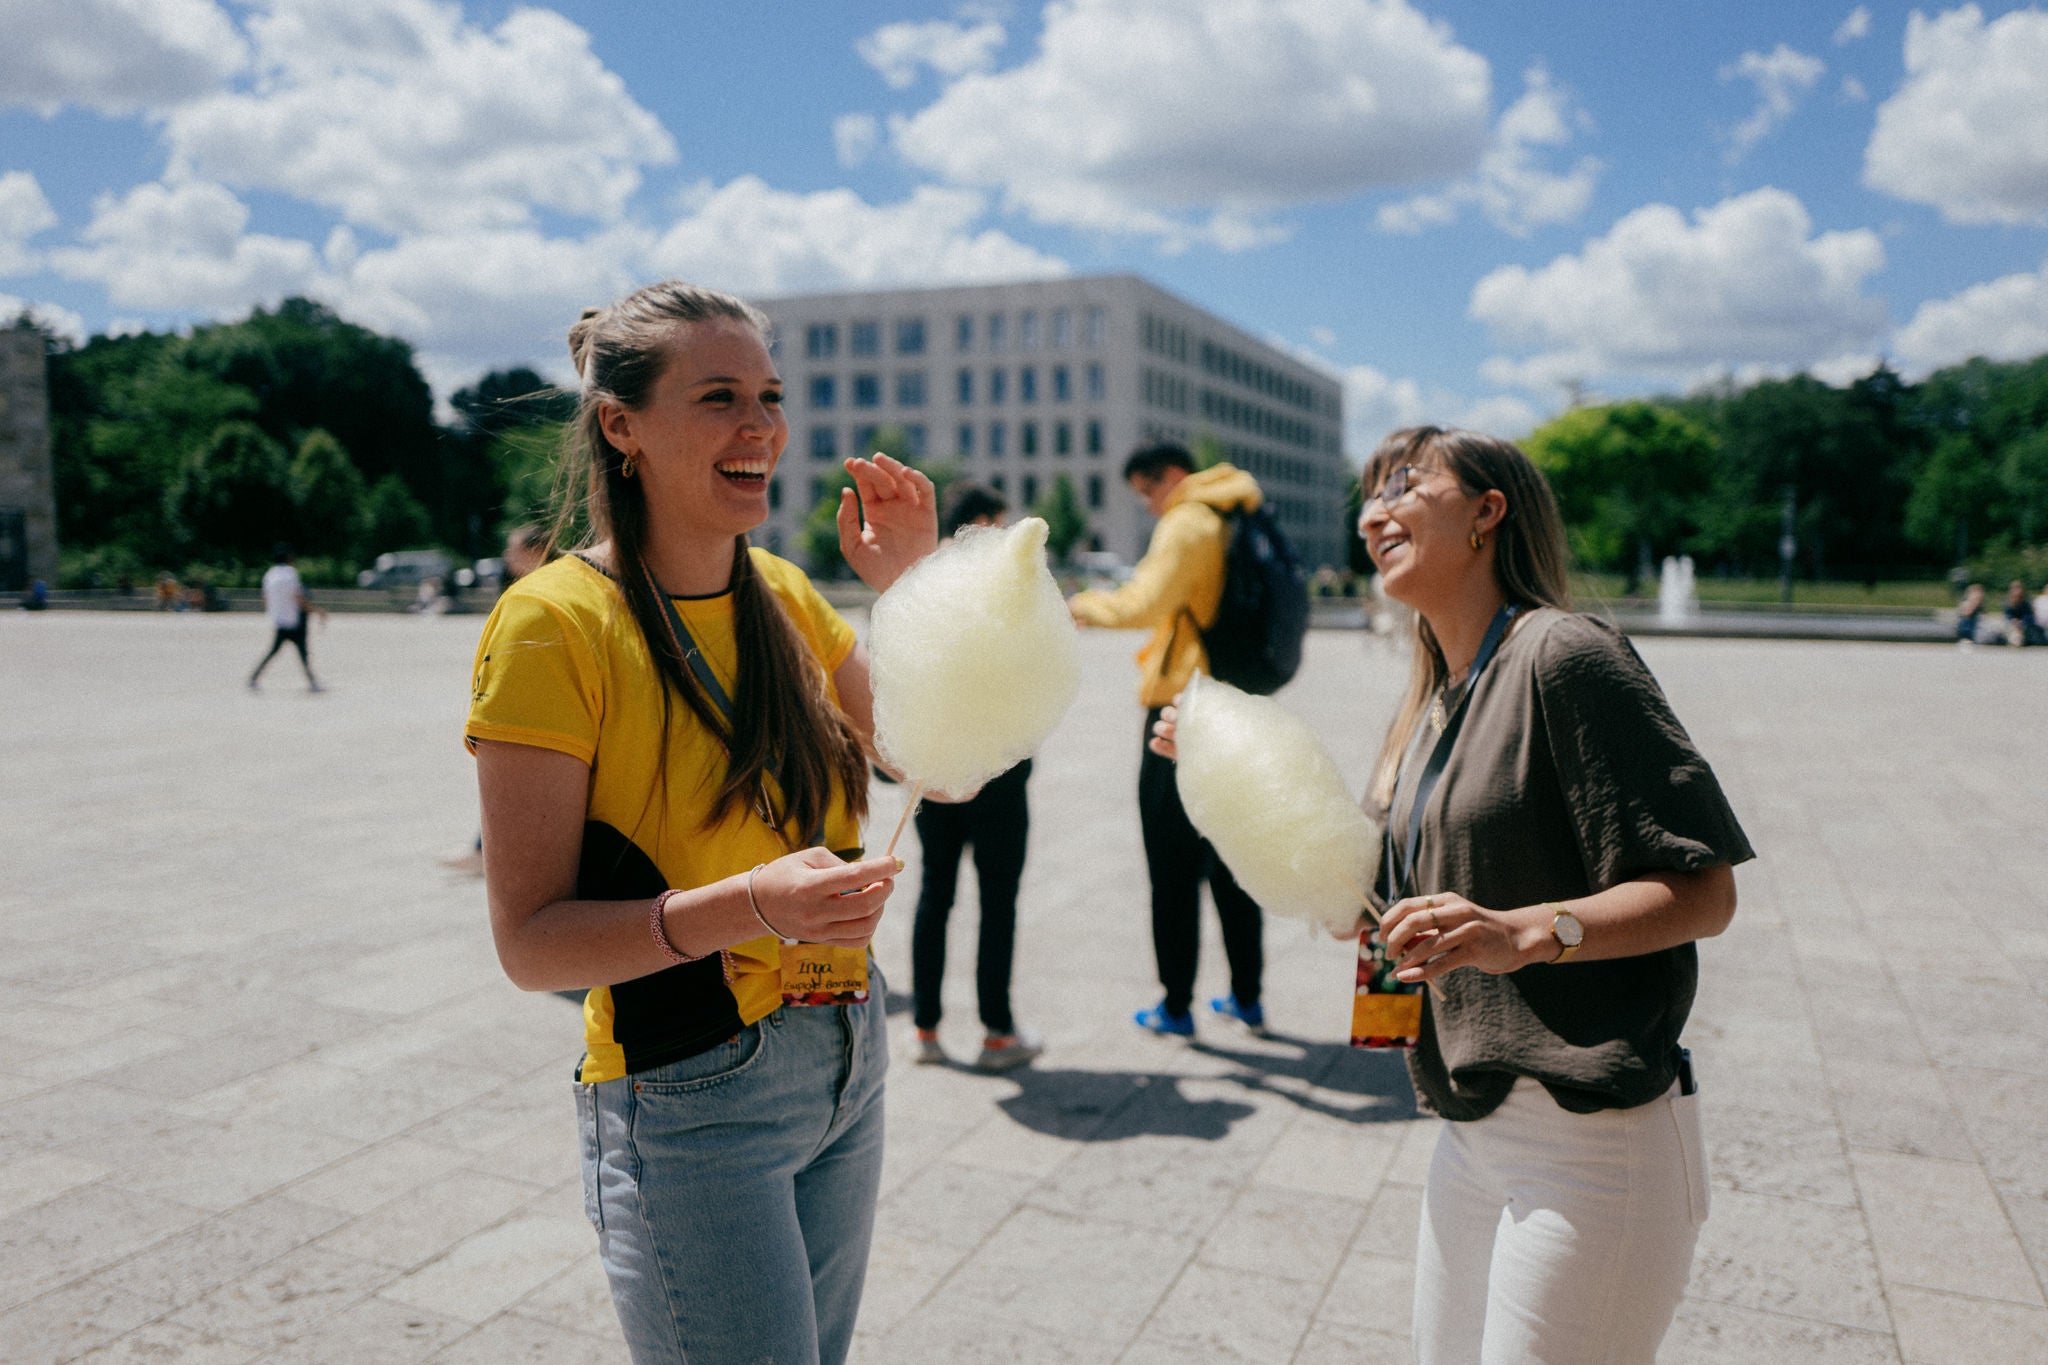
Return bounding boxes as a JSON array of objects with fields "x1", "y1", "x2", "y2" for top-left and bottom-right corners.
[
  {"x1": 423, "y1": 1313, "x2": 624, "y2": 1364},
  {"x1": 314, "y1": 1169, "x2": 542, "y2": 1271},
  {"x1": 1657, "y1": 1299, "x2": 1901, "y2": 1364},
  {"x1": 1314, "y1": 1249, "x2": 1414, "y2": 1338},
  {"x1": 1687, "y1": 1188, "x2": 1891, "y2": 1332},
  {"x1": 91, "y1": 1195, "x2": 349, "y2": 1313},
  {"x1": 70, "y1": 1321, "x2": 261, "y2": 1364},
  {"x1": 1291, "y1": 1319, "x2": 1412, "y2": 1364},
  {"x1": 1887, "y1": 1284, "x2": 2048, "y2": 1364},
  {"x1": 0, "y1": 1185, "x2": 206, "y2": 1314},
  {"x1": 1850, "y1": 1149, "x2": 2044, "y2": 1306},
  {"x1": 257, "y1": 1294, "x2": 470, "y2": 1365},
  {"x1": 163, "y1": 1243, "x2": 392, "y2": 1352},
  {"x1": 1196, "y1": 1183, "x2": 1366, "y2": 1285},
  {"x1": 501, "y1": 1254, "x2": 620, "y2": 1341},
  {"x1": 0, "y1": 1279, "x2": 167, "y2": 1365},
  {"x1": 940, "y1": 1206, "x2": 1193, "y2": 1341},
  {"x1": 379, "y1": 1212, "x2": 593, "y2": 1324},
  {"x1": 1136, "y1": 1260, "x2": 1324, "y2": 1361}
]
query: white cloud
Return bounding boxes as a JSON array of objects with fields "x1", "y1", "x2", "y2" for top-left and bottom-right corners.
[
  {"x1": 1864, "y1": 6, "x2": 2048, "y2": 225},
  {"x1": 1377, "y1": 67, "x2": 1598, "y2": 237},
  {"x1": 857, "y1": 19, "x2": 1006, "y2": 89},
  {"x1": 0, "y1": 293, "x2": 87, "y2": 344},
  {"x1": 1839, "y1": 75, "x2": 1868, "y2": 103},
  {"x1": 47, "y1": 180, "x2": 322, "y2": 314},
  {"x1": 1470, "y1": 188, "x2": 1889, "y2": 391},
  {"x1": 1834, "y1": 6, "x2": 1872, "y2": 45},
  {"x1": 0, "y1": 172, "x2": 59, "y2": 276},
  {"x1": 0, "y1": 0, "x2": 246, "y2": 116},
  {"x1": 1334, "y1": 361, "x2": 1544, "y2": 457},
  {"x1": 162, "y1": 0, "x2": 675, "y2": 235},
  {"x1": 1720, "y1": 44, "x2": 1824, "y2": 161},
  {"x1": 647, "y1": 177, "x2": 1068, "y2": 297},
  {"x1": 889, "y1": 0, "x2": 1491, "y2": 248},
  {"x1": 1892, "y1": 260, "x2": 2048, "y2": 377},
  {"x1": 834, "y1": 114, "x2": 882, "y2": 169}
]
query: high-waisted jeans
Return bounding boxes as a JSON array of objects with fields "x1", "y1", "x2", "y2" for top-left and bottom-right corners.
[
  {"x1": 1413, "y1": 1075, "x2": 1709, "y2": 1364},
  {"x1": 577, "y1": 982, "x2": 889, "y2": 1365}
]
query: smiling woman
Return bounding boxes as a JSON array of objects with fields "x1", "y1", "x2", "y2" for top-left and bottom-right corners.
[{"x1": 462, "y1": 280, "x2": 937, "y2": 1365}]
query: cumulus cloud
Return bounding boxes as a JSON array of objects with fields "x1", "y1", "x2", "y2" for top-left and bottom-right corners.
[
  {"x1": 1834, "y1": 6, "x2": 1872, "y2": 45},
  {"x1": 1470, "y1": 187, "x2": 1889, "y2": 392},
  {"x1": 647, "y1": 177, "x2": 1068, "y2": 297},
  {"x1": 1377, "y1": 67, "x2": 1598, "y2": 237},
  {"x1": 162, "y1": 0, "x2": 675, "y2": 235},
  {"x1": 1334, "y1": 361, "x2": 1543, "y2": 456},
  {"x1": 1892, "y1": 261, "x2": 2048, "y2": 376},
  {"x1": 857, "y1": 19, "x2": 1007, "y2": 89},
  {"x1": 1839, "y1": 75, "x2": 1868, "y2": 103},
  {"x1": 1720, "y1": 44, "x2": 1824, "y2": 161},
  {"x1": 47, "y1": 180, "x2": 322, "y2": 314},
  {"x1": 889, "y1": 0, "x2": 1491, "y2": 248},
  {"x1": 1864, "y1": 6, "x2": 2048, "y2": 225},
  {"x1": 834, "y1": 114, "x2": 882, "y2": 169},
  {"x1": 0, "y1": 0, "x2": 247, "y2": 116},
  {"x1": 0, "y1": 172, "x2": 59, "y2": 276},
  {"x1": 0, "y1": 293, "x2": 87, "y2": 344}
]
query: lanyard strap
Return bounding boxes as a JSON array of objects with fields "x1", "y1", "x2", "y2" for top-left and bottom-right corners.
[{"x1": 1390, "y1": 603, "x2": 1519, "y2": 898}]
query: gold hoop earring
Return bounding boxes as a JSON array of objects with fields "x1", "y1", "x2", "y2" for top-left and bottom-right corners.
[
  {"x1": 1470, "y1": 528, "x2": 1485, "y2": 551},
  {"x1": 621, "y1": 453, "x2": 638, "y2": 479}
]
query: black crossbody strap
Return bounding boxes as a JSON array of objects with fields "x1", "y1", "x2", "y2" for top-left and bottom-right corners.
[{"x1": 1391, "y1": 603, "x2": 1519, "y2": 898}]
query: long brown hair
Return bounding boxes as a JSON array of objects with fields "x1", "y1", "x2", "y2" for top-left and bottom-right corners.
[
  {"x1": 555, "y1": 280, "x2": 869, "y2": 840},
  {"x1": 1363, "y1": 426, "x2": 1573, "y2": 807}
]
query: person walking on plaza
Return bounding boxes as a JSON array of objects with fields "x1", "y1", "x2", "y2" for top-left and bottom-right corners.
[
  {"x1": 465, "y1": 281, "x2": 936, "y2": 1365},
  {"x1": 247, "y1": 544, "x2": 323, "y2": 691},
  {"x1": 910, "y1": 482, "x2": 1043, "y2": 1072},
  {"x1": 1069, "y1": 442, "x2": 1269, "y2": 1038},
  {"x1": 1349, "y1": 426, "x2": 1752, "y2": 1362}
]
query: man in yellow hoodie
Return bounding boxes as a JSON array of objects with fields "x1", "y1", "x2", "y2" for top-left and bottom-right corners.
[{"x1": 1070, "y1": 443, "x2": 1268, "y2": 1037}]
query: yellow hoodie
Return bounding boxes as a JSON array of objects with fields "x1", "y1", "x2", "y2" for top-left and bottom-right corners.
[{"x1": 1070, "y1": 463, "x2": 1264, "y2": 707}]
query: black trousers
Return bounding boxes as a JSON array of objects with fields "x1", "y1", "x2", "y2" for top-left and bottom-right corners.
[
  {"x1": 1139, "y1": 707, "x2": 1263, "y2": 1015},
  {"x1": 250, "y1": 620, "x2": 310, "y2": 680},
  {"x1": 910, "y1": 759, "x2": 1031, "y2": 1034}
]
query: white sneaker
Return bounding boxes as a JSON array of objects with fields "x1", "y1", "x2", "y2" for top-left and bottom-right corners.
[{"x1": 973, "y1": 1027, "x2": 1043, "y2": 1073}]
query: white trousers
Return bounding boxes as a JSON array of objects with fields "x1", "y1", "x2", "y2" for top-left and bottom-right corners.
[{"x1": 1412, "y1": 1077, "x2": 1709, "y2": 1365}]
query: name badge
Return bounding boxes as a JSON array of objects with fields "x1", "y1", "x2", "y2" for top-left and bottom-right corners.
[{"x1": 779, "y1": 944, "x2": 870, "y2": 1007}]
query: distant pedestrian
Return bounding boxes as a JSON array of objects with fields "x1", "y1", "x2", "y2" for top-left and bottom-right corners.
[
  {"x1": 2002, "y1": 578, "x2": 2042, "y2": 646},
  {"x1": 1069, "y1": 442, "x2": 1269, "y2": 1039},
  {"x1": 910, "y1": 482, "x2": 1042, "y2": 1072},
  {"x1": 248, "y1": 544, "x2": 324, "y2": 691},
  {"x1": 1956, "y1": 581, "x2": 1985, "y2": 645}
]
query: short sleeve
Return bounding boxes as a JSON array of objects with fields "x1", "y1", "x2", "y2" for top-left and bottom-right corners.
[
  {"x1": 754, "y1": 551, "x2": 856, "y2": 675},
  {"x1": 464, "y1": 588, "x2": 603, "y2": 763},
  {"x1": 1533, "y1": 616, "x2": 1754, "y2": 889}
]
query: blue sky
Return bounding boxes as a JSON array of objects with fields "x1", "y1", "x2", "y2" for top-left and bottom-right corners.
[{"x1": 5, "y1": 0, "x2": 2047, "y2": 452}]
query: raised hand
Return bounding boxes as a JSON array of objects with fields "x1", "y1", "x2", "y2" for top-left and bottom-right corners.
[{"x1": 837, "y1": 452, "x2": 938, "y2": 593}]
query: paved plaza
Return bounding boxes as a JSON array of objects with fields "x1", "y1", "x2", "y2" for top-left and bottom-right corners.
[{"x1": 2, "y1": 609, "x2": 2045, "y2": 1363}]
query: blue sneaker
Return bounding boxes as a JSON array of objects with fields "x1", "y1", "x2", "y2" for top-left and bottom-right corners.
[
  {"x1": 1209, "y1": 994, "x2": 1268, "y2": 1034},
  {"x1": 1133, "y1": 1002, "x2": 1194, "y2": 1037}
]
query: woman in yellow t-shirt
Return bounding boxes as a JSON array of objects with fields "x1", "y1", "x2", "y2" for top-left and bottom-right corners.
[{"x1": 465, "y1": 280, "x2": 935, "y2": 1365}]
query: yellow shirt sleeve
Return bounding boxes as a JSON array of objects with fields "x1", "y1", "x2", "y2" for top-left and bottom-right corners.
[{"x1": 464, "y1": 587, "x2": 604, "y2": 764}]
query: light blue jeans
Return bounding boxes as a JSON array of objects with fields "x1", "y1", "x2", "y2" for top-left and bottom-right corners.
[{"x1": 577, "y1": 981, "x2": 889, "y2": 1365}]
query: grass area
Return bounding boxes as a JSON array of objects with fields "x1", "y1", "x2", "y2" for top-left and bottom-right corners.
[{"x1": 1571, "y1": 573, "x2": 1952, "y2": 610}]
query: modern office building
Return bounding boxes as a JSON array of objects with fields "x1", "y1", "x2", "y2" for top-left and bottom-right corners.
[{"x1": 752, "y1": 275, "x2": 1349, "y2": 570}]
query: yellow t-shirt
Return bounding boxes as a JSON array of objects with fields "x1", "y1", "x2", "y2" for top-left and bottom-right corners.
[{"x1": 464, "y1": 549, "x2": 859, "y2": 1083}]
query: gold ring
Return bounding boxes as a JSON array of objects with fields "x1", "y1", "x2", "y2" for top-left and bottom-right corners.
[
  {"x1": 1429, "y1": 909, "x2": 1440, "y2": 933},
  {"x1": 1422, "y1": 896, "x2": 1436, "y2": 909}
]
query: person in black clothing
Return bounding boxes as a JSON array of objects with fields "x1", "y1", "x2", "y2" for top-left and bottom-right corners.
[{"x1": 909, "y1": 482, "x2": 1043, "y2": 1072}]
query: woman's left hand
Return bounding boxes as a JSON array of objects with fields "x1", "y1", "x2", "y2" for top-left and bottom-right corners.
[
  {"x1": 1379, "y1": 892, "x2": 1537, "y2": 983},
  {"x1": 839, "y1": 453, "x2": 938, "y2": 592}
]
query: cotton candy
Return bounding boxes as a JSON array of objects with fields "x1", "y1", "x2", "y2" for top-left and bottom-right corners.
[
  {"x1": 868, "y1": 516, "x2": 1081, "y2": 799},
  {"x1": 1174, "y1": 672, "x2": 1381, "y2": 934}
]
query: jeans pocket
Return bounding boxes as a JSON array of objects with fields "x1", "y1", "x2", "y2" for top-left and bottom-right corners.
[
  {"x1": 574, "y1": 1082, "x2": 603, "y2": 1234},
  {"x1": 630, "y1": 1021, "x2": 770, "y2": 1095},
  {"x1": 1671, "y1": 1090, "x2": 1710, "y2": 1225}
]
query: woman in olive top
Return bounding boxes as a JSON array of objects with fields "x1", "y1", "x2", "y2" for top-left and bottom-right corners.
[
  {"x1": 465, "y1": 281, "x2": 935, "y2": 1365},
  {"x1": 1357, "y1": 427, "x2": 1752, "y2": 1363}
]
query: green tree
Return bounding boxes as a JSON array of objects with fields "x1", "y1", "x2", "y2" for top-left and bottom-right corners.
[
  {"x1": 363, "y1": 474, "x2": 434, "y2": 553},
  {"x1": 1031, "y1": 474, "x2": 1090, "y2": 563},
  {"x1": 1524, "y1": 402, "x2": 1716, "y2": 589},
  {"x1": 291, "y1": 429, "x2": 369, "y2": 560},
  {"x1": 799, "y1": 466, "x2": 856, "y2": 579},
  {"x1": 167, "y1": 422, "x2": 297, "y2": 565}
]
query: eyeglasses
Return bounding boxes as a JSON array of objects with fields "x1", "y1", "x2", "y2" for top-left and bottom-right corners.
[{"x1": 1366, "y1": 464, "x2": 1431, "y2": 510}]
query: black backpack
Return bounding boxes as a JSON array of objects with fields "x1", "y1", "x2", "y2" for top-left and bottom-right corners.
[{"x1": 1195, "y1": 504, "x2": 1309, "y2": 694}]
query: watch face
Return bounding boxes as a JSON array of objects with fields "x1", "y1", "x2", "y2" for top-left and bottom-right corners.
[{"x1": 1555, "y1": 912, "x2": 1585, "y2": 947}]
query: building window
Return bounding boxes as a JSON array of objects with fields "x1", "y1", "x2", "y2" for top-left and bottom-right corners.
[
  {"x1": 1052, "y1": 365, "x2": 1070, "y2": 401},
  {"x1": 1086, "y1": 419, "x2": 1103, "y2": 454},
  {"x1": 851, "y1": 320, "x2": 880, "y2": 356},
  {"x1": 1054, "y1": 421, "x2": 1071, "y2": 455},
  {"x1": 904, "y1": 423, "x2": 927, "y2": 457},
  {"x1": 991, "y1": 473, "x2": 1007, "y2": 494},
  {"x1": 851, "y1": 373, "x2": 881, "y2": 408},
  {"x1": 1052, "y1": 309, "x2": 1071, "y2": 348},
  {"x1": 1084, "y1": 307, "x2": 1105, "y2": 346},
  {"x1": 989, "y1": 368, "x2": 1007, "y2": 403},
  {"x1": 808, "y1": 375, "x2": 836, "y2": 409},
  {"x1": 854, "y1": 424, "x2": 880, "y2": 454},
  {"x1": 1086, "y1": 363, "x2": 1104, "y2": 400},
  {"x1": 987, "y1": 313, "x2": 1007, "y2": 351},
  {"x1": 1019, "y1": 367, "x2": 1038, "y2": 403},
  {"x1": 1086, "y1": 474, "x2": 1103, "y2": 508},
  {"x1": 895, "y1": 318, "x2": 926, "y2": 355},
  {"x1": 956, "y1": 314, "x2": 973, "y2": 352},
  {"x1": 896, "y1": 371, "x2": 927, "y2": 406},
  {"x1": 1022, "y1": 421, "x2": 1039, "y2": 456},
  {"x1": 1019, "y1": 311, "x2": 1039, "y2": 349},
  {"x1": 957, "y1": 422, "x2": 974, "y2": 455},
  {"x1": 1023, "y1": 474, "x2": 1039, "y2": 505},
  {"x1": 810, "y1": 426, "x2": 838, "y2": 460},
  {"x1": 805, "y1": 324, "x2": 838, "y2": 359},
  {"x1": 956, "y1": 368, "x2": 973, "y2": 405},
  {"x1": 989, "y1": 421, "x2": 1006, "y2": 457}
]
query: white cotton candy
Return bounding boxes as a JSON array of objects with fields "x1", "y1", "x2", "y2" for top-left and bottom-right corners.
[
  {"x1": 868, "y1": 516, "x2": 1082, "y2": 798},
  {"x1": 1174, "y1": 673, "x2": 1381, "y2": 934}
]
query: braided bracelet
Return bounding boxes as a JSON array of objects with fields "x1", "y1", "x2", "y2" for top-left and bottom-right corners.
[
  {"x1": 745, "y1": 862, "x2": 791, "y2": 941},
  {"x1": 649, "y1": 888, "x2": 706, "y2": 965}
]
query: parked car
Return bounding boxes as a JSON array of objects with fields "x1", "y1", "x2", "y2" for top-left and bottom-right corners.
[{"x1": 357, "y1": 550, "x2": 452, "y2": 594}]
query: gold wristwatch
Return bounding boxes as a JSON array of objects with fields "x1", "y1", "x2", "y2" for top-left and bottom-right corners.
[{"x1": 1547, "y1": 903, "x2": 1584, "y2": 963}]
